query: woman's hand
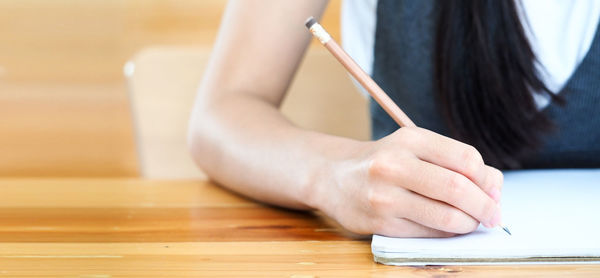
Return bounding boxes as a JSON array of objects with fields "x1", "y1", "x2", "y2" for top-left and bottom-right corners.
[{"x1": 314, "y1": 126, "x2": 504, "y2": 237}]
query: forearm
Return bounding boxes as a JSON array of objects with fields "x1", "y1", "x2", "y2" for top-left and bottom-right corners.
[{"x1": 188, "y1": 93, "x2": 363, "y2": 210}]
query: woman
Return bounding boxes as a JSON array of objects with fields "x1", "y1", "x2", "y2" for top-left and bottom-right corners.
[{"x1": 188, "y1": 0, "x2": 600, "y2": 237}]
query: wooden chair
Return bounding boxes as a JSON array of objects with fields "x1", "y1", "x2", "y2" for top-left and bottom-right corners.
[{"x1": 126, "y1": 46, "x2": 370, "y2": 179}]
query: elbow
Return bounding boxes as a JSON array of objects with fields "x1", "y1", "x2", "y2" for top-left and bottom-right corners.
[
  {"x1": 187, "y1": 87, "x2": 230, "y2": 177},
  {"x1": 186, "y1": 119, "x2": 200, "y2": 163},
  {"x1": 187, "y1": 107, "x2": 211, "y2": 172}
]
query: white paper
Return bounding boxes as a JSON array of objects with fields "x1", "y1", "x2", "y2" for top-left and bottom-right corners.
[{"x1": 372, "y1": 169, "x2": 600, "y2": 265}]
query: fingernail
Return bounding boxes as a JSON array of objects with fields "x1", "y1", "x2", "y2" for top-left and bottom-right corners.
[
  {"x1": 490, "y1": 208, "x2": 502, "y2": 227},
  {"x1": 489, "y1": 188, "x2": 501, "y2": 203}
]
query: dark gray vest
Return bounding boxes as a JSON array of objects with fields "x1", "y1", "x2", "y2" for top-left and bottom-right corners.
[{"x1": 370, "y1": 0, "x2": 600, "y2": 168}]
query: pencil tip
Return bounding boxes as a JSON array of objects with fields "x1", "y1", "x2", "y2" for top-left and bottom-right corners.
[
  {"x1": 305, "y1": 16, "x2": 317, "y2": 29},
  {"x1": 502, "y1": 226, "x2": 512, "y2": 236}
]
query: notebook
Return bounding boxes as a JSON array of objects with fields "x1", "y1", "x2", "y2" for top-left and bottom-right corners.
[{"x1": 372, "y1": 169, "x2": 600, "y2": 265}]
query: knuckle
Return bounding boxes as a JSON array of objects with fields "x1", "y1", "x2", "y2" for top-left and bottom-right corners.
[
  {"x1": 367, "y1": 155, "x2": 392, "y2": 179},
  {"x1": 367, "y1": 152, "x2": 411, "y2": 180},
  {"x1": 440, "y1": 210, "x2": 461, "y2": 231},
  {"x1": 397, "y1": 126, "x2": 418, "y2": 137},
  {"x1": 492, "y1": 168, "x2": 504, "y2": 190},
  {"x1": 366, "y1": 187, "x2": 378, "y2": 208},
  {"x1": 441, "y1": 210, "x2": 477, "y2": 234},
  {"x1": 396, "y1": 126, "x2": 420, "y2": 145},
  {"x1": 366, "y1": 187, "x2": 389, "y2": 211},
  {"x1": 461, "y1": 146, "x2": 484, "y2": 174},
  {"x1": 446, "y1": 173, "x2": 468, "y2": 202},
  {"x1": 458, "y1": 218, "x2": 480, "y2": 234}
]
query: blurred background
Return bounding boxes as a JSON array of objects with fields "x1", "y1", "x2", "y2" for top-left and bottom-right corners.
[{"x1": 0, "y1": 0, "x2": 370, "y2": 179}]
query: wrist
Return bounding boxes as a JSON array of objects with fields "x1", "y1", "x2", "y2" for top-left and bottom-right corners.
[{"x1": 302, "y1": 134, "x2": 368, "y2": 214}]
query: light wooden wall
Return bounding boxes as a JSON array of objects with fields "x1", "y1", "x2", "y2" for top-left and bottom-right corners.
[
  {"x1": 0, "y1": 0, "x2": 342, "y2": 177},
  {"x1": 0, "y1": 0, "x2": 341, "y2": 82}
]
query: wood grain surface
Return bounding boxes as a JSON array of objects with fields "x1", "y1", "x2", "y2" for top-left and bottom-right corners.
[{"x1": 0, "y1": 178, "x2": 598, "y2": 277}]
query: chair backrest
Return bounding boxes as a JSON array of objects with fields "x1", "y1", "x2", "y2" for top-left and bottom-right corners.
[
  {"x1": 0, "y1": 82, "x2": 139, "y2": 177},
  {"x1": 126, "y1": 46, "x2": 370, "y2": 179}
]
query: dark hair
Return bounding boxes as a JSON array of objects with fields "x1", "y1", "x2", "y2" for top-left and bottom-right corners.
[{"x1": 435, "y1": 0, "x2": 563, "y2": 168}]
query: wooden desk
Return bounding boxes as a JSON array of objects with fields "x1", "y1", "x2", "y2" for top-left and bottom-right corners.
[{"x1": 0, "y1": 179, "x2": 597, "y2": 277}]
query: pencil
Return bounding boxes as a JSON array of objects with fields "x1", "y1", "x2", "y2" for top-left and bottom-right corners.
[
  {"x1": 304, "y1": 16, "x2": 415, "y2": 128},
  {"x1": 305, "y1": 16, "x2": 511, "y2": 236}
]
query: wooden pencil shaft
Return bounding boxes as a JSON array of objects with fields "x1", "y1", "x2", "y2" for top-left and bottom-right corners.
[
  {"x1": 323, "y1": 40, "x2": 416, "y2": 127},
  {"x1": 305, "y1": 18, "x2": 415, "y2": 127}
]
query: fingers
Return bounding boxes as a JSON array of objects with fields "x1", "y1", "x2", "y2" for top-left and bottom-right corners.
[
  {"x1": 375, "y1": 157, "x2": 501, "y2": 227},
  {"x1": 484, "y1": 165, "x2": 504, "y2": 202},
  {"x1": 407, "y1": 159, "x2": 500, "y2": 227},
  {"x1": 395, "y1": 127, "x2": 504, "y2": 200},
  {"x1": 399, "y1": 189, "x2": 480, "y2": 234},
  {"x1": 373, "y1": 217, "x2": 456, "y2": 238},
  {"x1": 366, "y1": 180, "x2": 480, "y2": 235}
]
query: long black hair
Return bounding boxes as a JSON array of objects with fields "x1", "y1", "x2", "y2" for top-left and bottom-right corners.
[{"x1": 435, "y1": 0, "x2": 563, "y2": 168}]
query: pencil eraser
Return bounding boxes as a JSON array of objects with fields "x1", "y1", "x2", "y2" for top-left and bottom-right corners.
[{"x1": 305, "y1": 16, "x2": 317, "y2": 29}]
